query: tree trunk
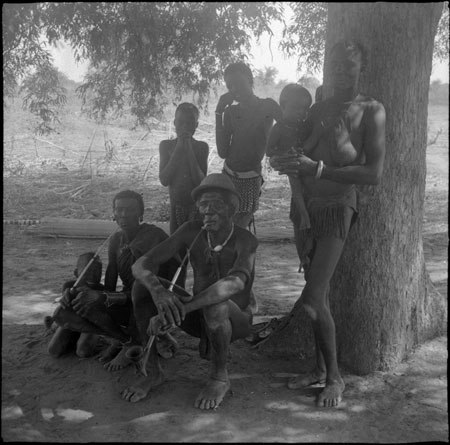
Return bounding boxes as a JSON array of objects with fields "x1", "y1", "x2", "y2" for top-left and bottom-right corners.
[{"x1": 261, "y1": 3, "x2": 446, "y2": 374}]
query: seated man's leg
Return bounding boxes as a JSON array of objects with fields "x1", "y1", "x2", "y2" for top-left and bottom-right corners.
[
  {"x1": 76, "y1": 333, "x2": 98, "y2": 358},
  {"x1": 48, "y1": 326, "x2": 80, "y2": 357},
  {"x1": 194, "y1": 299, "x2": 251, "y2": 410},
  {"x1": 121, "y1": 281, "x2": 165, "y2": 402}
]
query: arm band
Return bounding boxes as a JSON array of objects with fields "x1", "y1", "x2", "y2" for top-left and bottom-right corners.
[{"x1": 104, "y1": 292, "x2": 128, "y2": 307}]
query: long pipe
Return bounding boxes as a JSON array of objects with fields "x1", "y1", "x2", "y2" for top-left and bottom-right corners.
[{"x1": 130, "y1": 225, "x2": 206, "y2": 376}]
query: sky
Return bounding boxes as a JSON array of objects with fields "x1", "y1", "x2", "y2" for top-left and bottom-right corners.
[{"x1": 50, "y1": 22, "x2": 449, "y2": 85}]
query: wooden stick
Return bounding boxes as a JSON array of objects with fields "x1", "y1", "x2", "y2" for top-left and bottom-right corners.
[{"x1": 71, "y1": 226, "x2": 119, "y2": 290}]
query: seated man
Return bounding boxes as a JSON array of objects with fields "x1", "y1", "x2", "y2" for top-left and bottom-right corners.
[
  {"x1": 122, "y1": 173, "x2": 258, "y2": 410},
  {"x1": 49, "y1": 190, "x2": 180, "y2": 369},
  {"x1": 46, "y1": 252, "x2": 105, "y2": 358}
]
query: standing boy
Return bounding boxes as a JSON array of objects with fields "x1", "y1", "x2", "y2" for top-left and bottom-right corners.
[
  {"x1": 159, "y1": 102, "x2": 209, "y2": 287},
  {"x1": 159, "y1": 102, "x2": 209, "y2": 235},
  {"x1": 215, "y1": 62, "x2": 281, "y2": 230}
]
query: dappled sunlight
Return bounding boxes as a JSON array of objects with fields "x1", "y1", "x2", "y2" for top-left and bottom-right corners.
[
  {"x1": 129, "y1": 412, "x2": 171, "y2": 424},
  {"x1": 2, "y1": 405, "x2": 24, "y2": 420},
  {"x1": 3, "y1": 291, "x2": 58, "y2": 324},
  {"x1": 55, "y1": 407, "x2": 94, "y2": 423},
  {"x1": 266, "y1": 400, "x2": 308, "y2": 412},
  {"x1": 6, "y1": 424, "x2": 45, "y2": 441},
  {"x1": 41, "y1": 408, "x2": 54, "y2": 421},
  {"x1": 185, "y1": 414, "x2": 218, "y2": 431}
]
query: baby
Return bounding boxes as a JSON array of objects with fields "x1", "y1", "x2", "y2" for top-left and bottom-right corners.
[{"x1": 266, "y1": 84, "x2": 313, "y2": 230}]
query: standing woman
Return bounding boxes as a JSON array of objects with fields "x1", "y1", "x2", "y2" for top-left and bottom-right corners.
[{"x1": 270, "y1": 40, "x2": 386, "y2": 407}]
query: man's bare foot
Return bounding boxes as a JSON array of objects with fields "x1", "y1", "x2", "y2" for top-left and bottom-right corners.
[
  {"x1": 317, "y1": 379, "x2": 345, "y2": 407},
  {"x1": 98, "y1": 342, "x2": 121, "y2": 363},
  {"x1": 121, "y1": 369, "x2": 165, "y2": 403},
  {"x1": 287, "y1": 370, "x2": 326, "y2": 389},
  {"x1": 104, "y1": 346, "x2": 133, "y2": 372},
  {"x1": 194, "y1": 378, "x2": 230, "y2": 410},
  {"x1": 157, "y1": 333, "x2": 178, "y2": 359}
]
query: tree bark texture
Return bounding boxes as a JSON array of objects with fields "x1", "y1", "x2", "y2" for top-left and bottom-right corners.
[{"x1": 262, "y1": 3, "x2": 446, "y2": 374}]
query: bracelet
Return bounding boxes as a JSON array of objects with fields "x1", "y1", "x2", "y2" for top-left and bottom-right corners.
[
  {"x1": 104, "y1": 292, "x2": 127, "y2": 307},
  {"x1": 315, "y1": 160, "x2": 324, "y2": 179}
]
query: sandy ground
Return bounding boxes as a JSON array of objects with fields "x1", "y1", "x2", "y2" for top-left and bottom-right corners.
[
  {"x1": 2, "y1": 105, "x2": 448, "y2": 442},
  {"x1": 2, "y1": 204, "x2": 447, "y2": 442}
]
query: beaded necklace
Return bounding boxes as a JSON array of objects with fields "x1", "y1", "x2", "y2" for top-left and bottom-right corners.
[{"x1": 207, "y1": 223, "x2": 235, "y2": 252}]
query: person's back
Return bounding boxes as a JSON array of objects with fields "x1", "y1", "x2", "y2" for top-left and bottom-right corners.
[{"x1": 223, "y1": 97, "x2": 280, "y2": 172}]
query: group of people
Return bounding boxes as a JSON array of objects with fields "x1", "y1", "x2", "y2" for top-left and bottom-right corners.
[{"x1": 46, "y1": 39, "x2": 386, "y2": 410}]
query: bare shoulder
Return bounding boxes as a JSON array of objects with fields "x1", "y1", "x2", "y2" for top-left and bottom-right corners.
[
  {"x1": 192, "y1": 139, "x2": 209, "y2": 152},
  {"x1": 159, "y1": 139, "x2": 176, "y2": 150},
  {"x1": 234, "y1": 225, "x2": 258, "y2": 251}
]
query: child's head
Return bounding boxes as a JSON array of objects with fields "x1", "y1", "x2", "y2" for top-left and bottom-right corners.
[
  {"x1": 279, "y1": 84, "x2": 312, "y2": 123},
  {"x1": 223, "y1": 62, "x2": 254, "y2": 103},
  {"x1": 74, "y1": 252, "x2": 102, "y2": 285},
  {"x1": 174, "y1": 102, "x2": 199, "y2": 137}
]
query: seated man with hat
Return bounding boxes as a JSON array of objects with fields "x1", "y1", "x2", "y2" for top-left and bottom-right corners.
[{"x1": 122, "y1": 173, "x2": 258, "y2": 410}]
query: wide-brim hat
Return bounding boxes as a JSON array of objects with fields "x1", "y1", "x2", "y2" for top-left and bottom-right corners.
[{"x1": 191, "y1": 173, "x2": 240, "y2": 202}]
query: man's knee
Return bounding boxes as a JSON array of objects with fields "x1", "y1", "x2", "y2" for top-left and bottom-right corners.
[
  {"x1": 203, "y1": 303, "x2": 230, "y2": 331},
  {"x1": 131, "y1": 281, "x2": 150, "y2": 307},
  {"x1": 76, "y1": 334, "x2": 97, "y2": 358}
]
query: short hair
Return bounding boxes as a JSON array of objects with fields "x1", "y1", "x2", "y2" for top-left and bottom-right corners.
[
  {"x1": 76, "y1": 252, "x2": 102, "y2": 283},
  {"x1": 279, "y1": 84, "x2": 312, "y2": 109},
  {"x1": 175, "y1": 102, "x2": 199, "y2": 121},
  {"x1": 113, "y1": 190, "x2": 144, "y2": 216},
  {"x1": 330, "y1": 39, "x2": 367, "y2": 72},
  {"x1": 224, "y1": 62, "x2": 253, "y2": 86}
]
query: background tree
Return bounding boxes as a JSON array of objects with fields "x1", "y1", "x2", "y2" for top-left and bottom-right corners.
[
  {"x1": 3, "y1": 2, "x2": 283, "y2": 128},
  {"x1": 262, "y1": 2, "x2": 447, "y2": 375}
]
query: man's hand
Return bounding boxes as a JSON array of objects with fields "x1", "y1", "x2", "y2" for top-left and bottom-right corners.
[
  {"x1": 270, "y1": 153, "x2": 301, "y2": 176},
  {"x1": 215, "y1": 92, "x2": 234, "y2": 114},
  {"x1": 146, "y1": 315, "x2": 170, "y2": 337},
  {"x1": 60, "y1": 288, "x2": 75, "y2": 309},
  {"x1": 297, "y1": 154, "x2": 319, "y2": 177},
  {"x1": 153, "y1": 287, "x2": 191, "y2": 328},
  {"x1": 71, "y1": 288, "x2": 106, "y2": 318}
]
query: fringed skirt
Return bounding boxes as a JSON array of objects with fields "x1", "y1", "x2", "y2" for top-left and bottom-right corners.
[
  {"x1": 223, "y1": 164, "x2": 263, "y2": 214},
  {"x1": 291, "y1": 185, "x2": 358, "y2": 270}
]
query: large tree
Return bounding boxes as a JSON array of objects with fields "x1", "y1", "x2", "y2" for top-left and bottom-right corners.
[{"x1": 262, "y1": 2, "x2": 447, "y2": 375}]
